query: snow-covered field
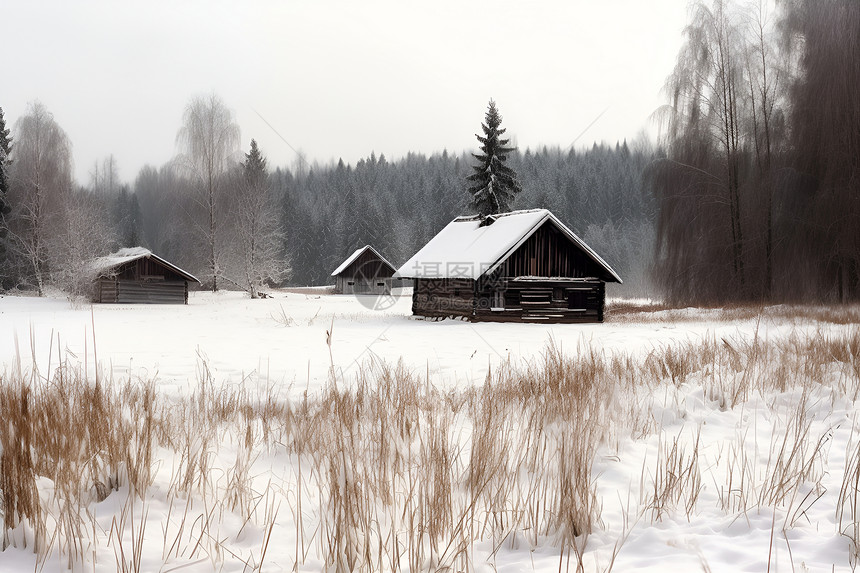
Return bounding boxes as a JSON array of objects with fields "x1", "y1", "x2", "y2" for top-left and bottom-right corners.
[
  {"x1": 0, "y1": 289, "x2": 830, "y2": 398},
  {"x1": 0, "y1": 289, "x2": 859, "y2": 571}
]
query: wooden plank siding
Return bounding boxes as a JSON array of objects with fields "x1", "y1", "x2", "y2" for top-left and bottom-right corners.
[
  {"x1": 474, "y1": 278, "x2": 604, "y2": 323},
  {"x1": 111, "y1": 257, "x2": 189, "y2": 282},
  {"x1": 499, "y1": 223, "x2": 607, "y2": 279},
  {"x1": 334, "y1": 249, "x2": 395, "y2": 295},
  {"x1": 119, "y1": 280, "x2": 187, "y2": 304},
  {"x1": 95, "y1": 278, "x2": 188, "y2": 304},
  {"x1": 413, "y1": 277, "x2": 605, "y2": 323},
  {"x1": 413, "y1": 278, "x2": 475, "y2": 318},
  {"x1": 97, "y1": 278, "x2": 119, "y2": 303},
  {"x1": 92, "y1": 256, "x2": 192, "y2": 304}
]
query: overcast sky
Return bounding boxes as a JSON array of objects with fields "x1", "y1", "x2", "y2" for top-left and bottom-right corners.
[{"x1": 4, "y1": 1, "x2": 689, "y2": 184}]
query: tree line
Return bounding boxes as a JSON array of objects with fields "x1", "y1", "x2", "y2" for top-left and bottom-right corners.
[
  {"x1": 650, "y1": 0, "x2": 859, "y2": 303},
  {"x1": 0, "y1": 96, "x2": 655, "y2": 299},
  {"x1": 4, "y1": 0, "x2": 851, "y2": 304}
]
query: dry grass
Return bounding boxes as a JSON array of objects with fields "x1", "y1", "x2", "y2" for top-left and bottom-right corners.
[
  {"x1": 280, "y1": 286, "x2": 336, "y2": 296},
  {"x1": 0, "y1": 314, "x2": 859, "y2": 570},
  {"x1": 838, "y1": 420, "x2": 860, "y2": 569},
  {"x1": 607, "y1": 300, "x2": 860, "y2": 326}
]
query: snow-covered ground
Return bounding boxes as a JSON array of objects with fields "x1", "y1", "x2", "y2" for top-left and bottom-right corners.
[
  {"x1": 0, "y1": 289, "x2": 833, "y2": 399},
  {"x1": 0, "y1": 289, "x2": 858, "y2": 572}
]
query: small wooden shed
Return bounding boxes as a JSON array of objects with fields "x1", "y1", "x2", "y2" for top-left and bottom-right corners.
[
  {"x1": 394, "y1": 209, "x2": 622, "y2": 323},
  {"x1": 88, "y1": 247, "x2": 200, "y2": 304},
  {"x1": 331, "y1": 245, "x2": 400, "y2": 295}
]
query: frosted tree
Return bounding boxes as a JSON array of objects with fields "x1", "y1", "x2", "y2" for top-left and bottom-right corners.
[
  {"x1": 467, "y1": 100, "x2": 522, "y2": 216},
  {"x1": 0, "y1": 106, "x2": 12, "y2": 280},
  {"x1": 232, "y1": 139, "x2": 289, "y2": 298},
  {"x1": 89, "y1": 154, "x2": 120, "y2": 195},
  {"x1": 6, "y1": 101, "x2": 73, "y2": 295},
  {"x1": 50, "y1": 190, "x2": 116, "y2": 298},
  {"x1": 176, "y1": 93, "x2": 240, "y2": 291}
]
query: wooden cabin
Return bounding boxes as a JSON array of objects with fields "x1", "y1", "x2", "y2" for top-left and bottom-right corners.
[
  {"x1": 331, "y1": 245, "x2": 400, "y2": 295},
  {"x1": 88, "y1": 247, "x2": 200, "y2": 304},
  {"x1": 394, "y1": 209, "x2": 622, "y2": 323}
]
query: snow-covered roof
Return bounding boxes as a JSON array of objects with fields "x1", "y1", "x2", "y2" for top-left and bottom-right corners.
[
  {"x1": 393, "y1": 209, "x2": 622, "y2": 283},
  {"x1": 88, "y1": 247, "x2": 200, "y2": 283},
  {"x1": 331, "y1": 245, "x2": 396, "y2": 277}
]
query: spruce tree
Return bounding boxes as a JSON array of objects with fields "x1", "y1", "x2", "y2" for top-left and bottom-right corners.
[
  {"x1": 467, "y1": 99, "x2": 522, "y2": 216},
  {"x1": 238, "y1": 138, "x2": 287, "y2": 297},
  {"x1": 243, "y1": 138, "x2": 267, "y2": 187}
]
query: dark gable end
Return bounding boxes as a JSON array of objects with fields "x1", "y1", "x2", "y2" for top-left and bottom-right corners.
[
  {"x1": 338, "y1": 248, "x2": 396, "y2": 282},
  {"x1": 109, "y1": 256, "x2": 193, "y2": 282},
  {"x1": 331, "y1": 245, "x2": 400, "y2": 295},
  {"x1": 499, "y1": 219, "x2": 618, "y2": 282}
]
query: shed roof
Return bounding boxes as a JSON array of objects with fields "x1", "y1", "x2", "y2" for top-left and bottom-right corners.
[
  {"x1": 88, "y1": 247, "x2": 200, "y2": 283},
  {"x1": 393, "y1": 209, "x2": 622, "y2": 283},
  {"x1": 331, "y1": 245, "x2": 396, "y2": 277}
]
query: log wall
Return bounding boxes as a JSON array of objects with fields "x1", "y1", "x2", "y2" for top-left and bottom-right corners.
[
  {"x1": 474, "y1": 278, "x2": 605, "y2": 323},
  {"x1": 95, "y1": 278, "x2": 188, "y2": 304},
  {"x1": 412, "y1": 278, "x2": 606, "y2": 323},
  {"x1": 412, "y1": 278, "x2": 475, "y2": 318}
]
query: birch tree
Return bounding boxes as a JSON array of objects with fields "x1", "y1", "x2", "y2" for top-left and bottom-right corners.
[
  {"x1": 6, "y1": 101, "x2": 72, "y2": 295},
  {"x1": 176, "y1": 94, "x2": 240, "y2": 291}
]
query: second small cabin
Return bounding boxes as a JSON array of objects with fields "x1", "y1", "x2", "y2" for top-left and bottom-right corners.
[{"x1": 331, "y1": 245, "x2": 399, "y2": 295}]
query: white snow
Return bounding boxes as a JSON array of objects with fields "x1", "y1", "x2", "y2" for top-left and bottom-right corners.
[
  {"x1": 0, "y1": 290, "x2": 858, "y2": 572},
  {"x1": 1, "y1": 290, "x2": 796, "y2": 398},
  {"x1": 394, "y1": 208, "x2": 622, "y2": 282},
  {"x1": 86, "y1": 246, "x2": 153, "y2": 275}
]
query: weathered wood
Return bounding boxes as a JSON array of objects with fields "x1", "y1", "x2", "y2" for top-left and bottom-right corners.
[
  {"x1": 94, "y1": 279, "x2": 187, "y2": 304},
  {"x1": 413, "y1": 278, "x2": 475, "y2": 317},
  {"x1": 91, "y1": 253, "x2": 194, "y2": 304},
  {"x1": 412, "y1": 276, "x2": 606, "y2": 323},
  {"x1": 333, "y1": 246, "x2": 397, "y2": 295},
  {"x1": 500, "y1": 224, "x2": 608, "y2": 279},
  {"x1": 409, "y1": 215, "x2": 612, "y2": 323},
  {"x1": 472, "y1": 279, "x2": 604, "y2": 323}
]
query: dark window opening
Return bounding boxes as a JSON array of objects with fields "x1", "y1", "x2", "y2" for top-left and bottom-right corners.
[{"x1": 568, "y1": 291, "x2": 587, "y2": 310}]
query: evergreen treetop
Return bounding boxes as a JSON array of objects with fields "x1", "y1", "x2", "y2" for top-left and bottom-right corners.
[
  {"x1": 466, "y1": 99, "x2": 522, "y2": 216},
  {"x1": 243, "y1": 138, "x2": 268, "y2": 187}
]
